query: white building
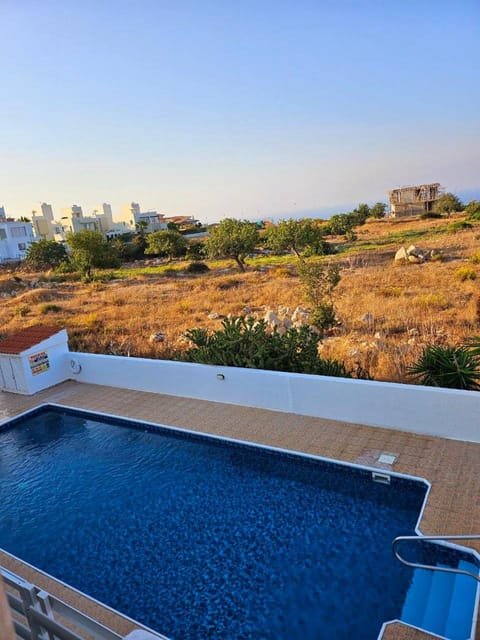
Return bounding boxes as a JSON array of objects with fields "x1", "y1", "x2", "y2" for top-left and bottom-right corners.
[
  {"x1": 119, "y1": 202, "x2": 141, "y2": 226},
  {"x1": 61, "y1": 204, "x2": 83, "y2": 219},
  {"x1": 116, "y1": 202, "x2": 167, "y2": 233},
  {"x1": 57, "y1": 203, "x2": 120, "y2": 236},
  {"x1": 31, "y1": 203, "x2": 65, "y2": 242},
  {"x1": 60, "y1": 204, "x2": 105, "y2": 236},
  {"x1": 0, "y1": 207, "x2": 36, "y2": 262},
  {"x1": 93, "y1": 203, "x2": 114, "y2": 231}
]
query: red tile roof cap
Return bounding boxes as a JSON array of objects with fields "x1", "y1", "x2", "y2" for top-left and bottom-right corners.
[{"x1": 0, "y1": 325, "x2": 64, "y2": 354}]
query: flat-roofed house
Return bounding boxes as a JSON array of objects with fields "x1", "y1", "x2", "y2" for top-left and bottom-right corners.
[{"x1": 0, "y1": 209, "x2": 36, "y2": 262}]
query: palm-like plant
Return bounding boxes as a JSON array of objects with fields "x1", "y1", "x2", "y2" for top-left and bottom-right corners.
[
  {"x1": 465, "y1": 337, "x2": 480, "y2": 357},
  {"x1": 407, "y1": 344, "x2": 480, "y2": 390}
]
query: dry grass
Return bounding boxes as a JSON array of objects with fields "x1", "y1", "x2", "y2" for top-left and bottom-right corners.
[{"x1": 1, "y1": 215, "x2": 479, "y2": 383}]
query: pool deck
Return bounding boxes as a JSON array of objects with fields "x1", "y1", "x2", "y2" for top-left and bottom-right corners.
[{"x1": 1, "y1": 380, "x2": 479, "y2": 640}]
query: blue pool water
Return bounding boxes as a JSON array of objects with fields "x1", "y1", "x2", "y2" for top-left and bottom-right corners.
[{"x1": 0, "y1": 406, "x2": 465, "y2": 639}]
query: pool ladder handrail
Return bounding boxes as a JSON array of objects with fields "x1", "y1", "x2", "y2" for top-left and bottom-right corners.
[{"x1": 392, "y1": 534, "x2": 480, "y2": 582}]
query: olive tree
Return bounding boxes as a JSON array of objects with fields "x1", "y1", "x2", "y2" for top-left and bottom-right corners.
[
  {"x1": 434, "y1": 193, "x2": 464, "y2": 215},
  {"x1": 369, "y1": 202, "x2": 388, "y2": 219},
  {"x1": 67, "y1": 230, "x2": 120, "y2": 280},
  {"x1": 145, "y1": 230, "x2": 187, "y2": 260},
  {"x1": 265, "y1": 218, "x2": 330, "y2": 260},
  {"x1": 206, "y1": 218, "x2": 258, "y2": 272},
  {"x1": 464, "y1": 200, "x2": 480, "y2": 219}
]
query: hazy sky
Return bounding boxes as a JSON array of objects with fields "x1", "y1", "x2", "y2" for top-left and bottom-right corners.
[{"x1": 1, "y1": 0, "x2": 479, "y2": 223}]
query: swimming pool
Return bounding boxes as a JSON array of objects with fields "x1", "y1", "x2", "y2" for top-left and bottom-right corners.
[{"x1": 0, "y1": 405, "x2": 476, "y2": 639}]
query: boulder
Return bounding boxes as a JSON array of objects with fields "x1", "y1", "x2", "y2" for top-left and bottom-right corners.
[
  {"x1": 407, "y1": 245, "x2": 426, "y2": 262},
  {"x1": 264, "y1": 310, "x2": 281, "y2": 327},
  {"x1": 394, "y1": 247, "x2": 409, "y2": 264},
  {"x1": 292, "y1": 321, "x2": 306, "y2": 330},
  {"x1": 406, "y1": 244, "x2": 424, "y2": 257},
  {"x1": 277, "y1": 305, "x2": 291, "y2": 317},
  {"x1": 408, "y1": 253, "x2": 423, "y2": 263},
  {"x1": 291, "y1": 306, "x2": 310, "y2": 325}
]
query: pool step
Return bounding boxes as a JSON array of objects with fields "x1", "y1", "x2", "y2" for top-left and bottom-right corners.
[
  {"x1": 421, "y1": 564, "x2": 454, "y2": 631},
  {"x1": 444, "y1": 560, "x2": 479, "y2": 640},
  {"x1": 401, "y1": 568, "x2": 433, "y2": 625},
  {"x1": 401, "y1": 560, "x2": 479, "y2": 640}
]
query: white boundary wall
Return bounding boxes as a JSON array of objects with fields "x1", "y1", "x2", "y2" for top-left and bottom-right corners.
[{"x1": 67, "y1": 353, "x2": 480, "y2": 443}]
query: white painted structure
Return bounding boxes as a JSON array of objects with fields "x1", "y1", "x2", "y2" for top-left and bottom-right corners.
[
  {"x1": 117, "y1": 202, "x2": 141, "y2": 228},
  {"x1": 66, "y1": 352, "x2": 480, "y2": 443},
  {"x1": 135, "y1": 211, "x2": 168, "y2": 233},
  {"x1": 116, "y1": 202, "x2": 167, "y2": 232},
  {"x1": 1, "y1": 321, "x2": 477, "y2": 442},
  {"x1": 57, "y1": 203, "x2": 116, "y2": 237},
  {"x1": 31, "y1": 202, "x2": 66, "y2": 241},
  {"x1": 0, "y1": 329, "x2": 70, "y2": 394},
  {"x1": 0, "y1": 218, "x2": 36, "y2": 262},
  {"x1": 61, "y1": 204, "x2": 84, "y2": 220}
]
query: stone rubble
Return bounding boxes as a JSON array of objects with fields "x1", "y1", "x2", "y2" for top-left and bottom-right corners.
[{"x1": 394, "y1": 245, "x2": 442, "y2": 264}]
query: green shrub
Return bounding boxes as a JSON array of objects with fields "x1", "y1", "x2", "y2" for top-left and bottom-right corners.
[
  {"x1": 179, "y1": 315, "x2": 359, "y2": 378},
  {"x1": 455, "y1": 267, "x2": 476, "y2": 282},
  {"x1": 185, "y1": 243, "x2": 206, "y2": 261},
  {"x1": 310, "y1": 303, "x2": 336, "y2": 331},
  {"x1": 186, "y1": 261, "x2": 210, "y2": 274},
  {"x1": 55, "y1": 261, "x2": 78, "y2": 274},
  {"x1": 407, "y1": 344, "x2": 480, "y2": 390},
  {"x1": 298, "y1": 261, "x2": 341, "y2": 334},
  {"x1": 40, "y1": 303, "x2": 62, "y2": 314},
  {"x1": 25, "y1": 239, "x2": 68, "y2": 270},
  {"x1": 447, "y1": 221, "x2": 473, "y2": 233}
]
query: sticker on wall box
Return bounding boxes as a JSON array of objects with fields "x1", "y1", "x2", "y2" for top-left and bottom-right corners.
[{"x1": 29, "y1": 351, "x2": 50, "y2": 375}]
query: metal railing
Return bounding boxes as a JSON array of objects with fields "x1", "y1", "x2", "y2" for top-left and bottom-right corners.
[
  {"x1": 1, "y1": 566, "x2": 166, "y2": 640},
  {"x1": 392, "y1": 534, "x2": 480, "y2": 582}
]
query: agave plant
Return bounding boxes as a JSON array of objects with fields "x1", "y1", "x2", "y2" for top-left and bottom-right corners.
[
  {"x1": 407, "y1": 344, "x2": 480, "y2": 390},
  {"x1": 465, "y1": 337, "x2": 480, "y2": 357}
]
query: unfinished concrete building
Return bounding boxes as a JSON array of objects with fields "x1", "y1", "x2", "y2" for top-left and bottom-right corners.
[{"x1": 389, "y1": 183, "x2": 441, "y2": 217}]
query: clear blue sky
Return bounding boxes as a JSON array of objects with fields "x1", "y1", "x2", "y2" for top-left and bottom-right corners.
[{"x1": 1, "y1": 0, "x2": 479, "y2": 223}]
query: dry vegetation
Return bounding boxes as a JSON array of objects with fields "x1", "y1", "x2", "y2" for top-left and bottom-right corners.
[{"x1": 1, "y1": 215, "x2": 479, "y2": 383}]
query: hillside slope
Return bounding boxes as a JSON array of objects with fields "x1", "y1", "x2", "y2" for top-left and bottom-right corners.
[{"x1": 1, "y1": 215, "x2": 479, "y2": 383}]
